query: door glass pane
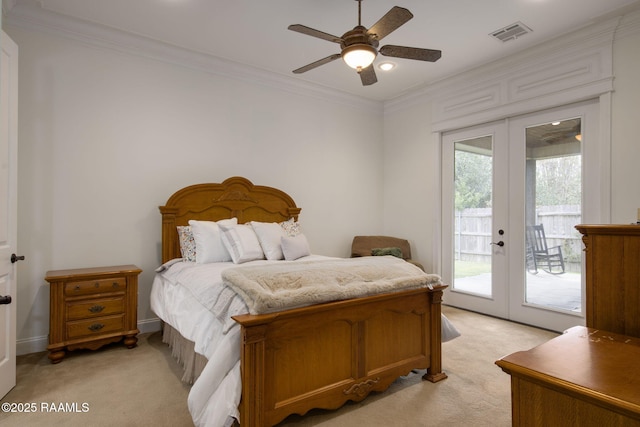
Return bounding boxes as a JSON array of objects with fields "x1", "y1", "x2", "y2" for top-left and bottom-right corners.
[
  {"x1": 453, "y1": 136, "x2": 492, "y2": 297},
  {"x1": 524, "y1": 118, "x2": 582, "y2": 312}
]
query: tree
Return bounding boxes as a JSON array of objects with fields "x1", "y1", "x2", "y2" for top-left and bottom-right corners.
[{"x1": 455, "y1": 150, "x2": 492, "y2": 210}]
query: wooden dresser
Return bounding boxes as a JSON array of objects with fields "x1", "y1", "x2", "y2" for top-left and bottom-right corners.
[
  {"x1": 496, "y1": 326, "x2": 640, "y2": 426},
  {"x1": 45, "y1": 264, "x2": 142, "y2": 363},
  {"x1": 575, "y1": 224, "x2": 640, "y2": 338}
]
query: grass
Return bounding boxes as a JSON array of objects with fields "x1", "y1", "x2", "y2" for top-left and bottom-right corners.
[{"x1": 454, "y1": 260, "x2": 491, "y2": 278}]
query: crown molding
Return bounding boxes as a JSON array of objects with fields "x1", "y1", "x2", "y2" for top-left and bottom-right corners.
[
  {"x1": 614, "y1": 7, "x2": 640, "y2": 39},
  {"x1": 4, "y1": 0, "x2": 383, "y2": 114}
]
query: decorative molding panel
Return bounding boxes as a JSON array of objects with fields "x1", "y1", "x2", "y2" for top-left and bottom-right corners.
[
  {"x1": 436, "y1": 84, "x2": 502, "y2": 120},
  {"x1": 426, "y1": 18, "x2": 618, "y2": 131},
  {"x1": 385, "y1": 15, "x2": 626, "y2": 129},
  {"x1": 507, "y1": 50, "x2": 608, "y2": 103}
]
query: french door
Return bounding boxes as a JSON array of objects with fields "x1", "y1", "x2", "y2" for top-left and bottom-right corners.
[{"x1": 442, "y1": 100, "x2": 601, "y2": 332}]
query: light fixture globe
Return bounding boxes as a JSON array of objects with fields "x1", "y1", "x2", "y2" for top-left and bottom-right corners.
[{"x1": 342, "y1": 43, "x2": 377, "y2": 71}]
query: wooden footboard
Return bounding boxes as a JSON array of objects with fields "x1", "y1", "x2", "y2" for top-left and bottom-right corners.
[{"x1": 233, "y1": 284, "x2": 447, "y2": 426}]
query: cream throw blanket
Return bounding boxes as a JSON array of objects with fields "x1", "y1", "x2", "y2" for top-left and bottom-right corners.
[{"x1": 222, "y1": 256, "x2": 442, "y2": 315}]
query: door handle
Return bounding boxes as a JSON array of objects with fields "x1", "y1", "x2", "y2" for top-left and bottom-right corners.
[
  {"x1": 0, "y1": 295, "x2": 11, "y2": 305},
  {"x1": 11, "y1": 254, "x2": 25, "y2": 263},
  {"x1": 491, "y1": 241, "x2": 505, "y2": 247}
]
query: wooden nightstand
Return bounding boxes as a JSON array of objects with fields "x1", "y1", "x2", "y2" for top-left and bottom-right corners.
[{"x1": 45, "y1": 264, "x2": 142, "y2": 363}]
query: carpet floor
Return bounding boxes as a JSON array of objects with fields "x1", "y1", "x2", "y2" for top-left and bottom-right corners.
[{"x1": 0, "y1": 306, "x2": 559, "y2": 426}]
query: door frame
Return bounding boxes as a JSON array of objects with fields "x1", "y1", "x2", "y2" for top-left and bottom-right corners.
[{"x1": 0, "y1": 29, "x2": 18, "y2": 399}]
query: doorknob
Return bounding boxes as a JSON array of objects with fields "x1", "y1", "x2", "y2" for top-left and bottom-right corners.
[
  {"x1": 0, "y1": 295, "x2": 11, "y2": 305},
  {"x1": 491, "y1": 241, "x2": 505, "y2": 247},
  {"x1": 11, "y1": 253, "x2": 25, "y2": 263}
]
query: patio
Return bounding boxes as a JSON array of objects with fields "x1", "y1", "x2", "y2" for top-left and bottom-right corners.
[{"x1": 452, "y1": 270, "x2": 582, "y2": 313}]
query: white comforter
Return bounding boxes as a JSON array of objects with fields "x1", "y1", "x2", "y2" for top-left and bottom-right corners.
[
  {"x1": 150, "y1": 255, "x2": 459, "y2": 427},
  {"x1": 150, "y1": 255, "x2": 331, "y2": 427}
]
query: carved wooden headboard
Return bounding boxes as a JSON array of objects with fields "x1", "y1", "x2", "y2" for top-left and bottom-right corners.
[{"x1": 159, "y1": 176, "x2": 301, "y2": 263}]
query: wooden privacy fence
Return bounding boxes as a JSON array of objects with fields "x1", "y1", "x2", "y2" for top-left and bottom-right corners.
[{"x1": 455, "y1": 206, "x2": 582, "y2": 272}]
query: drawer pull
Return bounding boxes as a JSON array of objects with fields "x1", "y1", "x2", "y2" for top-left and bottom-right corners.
[
  {"x1": 88, "y1": 323, "x2": 105, "y2": 332},
  {"x1": 88, "y1": 305, "x2": 105, "y2": 313},
  {"x1": 112, "y1": 282, "x2": 119, "y2": 288},
  {"x1": 74, "y1": 285, "x2": 81, "y2": 291},
  {"x1": 94, "y1": 282, "x2": 99, "y2": 288}
]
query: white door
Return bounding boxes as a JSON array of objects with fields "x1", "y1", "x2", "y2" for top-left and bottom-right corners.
[
  {"x1": 442, "y1": 100, "x2": 600, "y2": 332},
  {"x1": 442, "y1": 121, "x2": 509, "y2": 318},
  {"x1": 0, "y1": 30, "x2": 19, "y2": 399},
  {"x1": 507, "y1": 101, "x2": 599, "y2": 331}
]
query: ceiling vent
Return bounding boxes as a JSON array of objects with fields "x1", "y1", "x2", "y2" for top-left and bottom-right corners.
[{"x1": 490, "y1": 22, "x2": 532, "y2": 42}]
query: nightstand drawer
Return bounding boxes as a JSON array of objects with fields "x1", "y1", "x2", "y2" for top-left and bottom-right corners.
[
  {"x1": 66, "y1": 315, "x2": 124, "y2": 339},
  {"x1": 66, "y1": 297, "x2": 125, "y2": 321},
  {"x1": 65, "y1": 277, "x2": 126, "y2": 296}
]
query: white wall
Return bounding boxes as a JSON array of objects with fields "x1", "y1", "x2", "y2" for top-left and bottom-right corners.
[
  {"x1": 611, "y1": 13, "x2": 640, "y2": 222},
  {"x1": 8, "y1": 26, "x2": 385, "y2": 353}
]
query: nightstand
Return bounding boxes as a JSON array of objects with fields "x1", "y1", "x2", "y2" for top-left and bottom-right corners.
[{"x1": 45, "y1": 264, "x2": 142, "y2": 363}]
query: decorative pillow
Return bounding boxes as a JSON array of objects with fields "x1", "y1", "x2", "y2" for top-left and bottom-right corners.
[
  {"x1": 176, "y1": 226, "x2": 196, "y2": 262},
  {"x1": 188, "y1": 218, "x2": 238, "y2": 264},
  {"x1": 371, "y1": 247, "x2": 403, "y2": 258},
  {"x1": 219, "y1": 223, "x2": 265, "y2": 264},
  {"x1": 281, "y1": 234, "x2": 311, "y2": 261},
  {"x1": 280, "y1": 217, "x2": 301, "y2": 237},
  {"x1": 250, "y1": 221, "x2": 286, "y2": 261}
]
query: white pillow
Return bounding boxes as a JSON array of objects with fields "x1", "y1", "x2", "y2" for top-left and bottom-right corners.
[
  {"x1": 219, "y1": 223, "x2": 265, "y2": 264},
  {"x1": 281, "y1": 234, "x2": 311, "y2": 260},
  {"x1": 250, "y1": 221, "x2": 286, "y2": 260},
  {"x1": 188, "y1": 218, "x2": 237, "y2": 263}
]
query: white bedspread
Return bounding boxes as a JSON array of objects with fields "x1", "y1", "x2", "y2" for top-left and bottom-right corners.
[
  {"x1": 150, "y1": 255, "x2": 331, "y2": 426},
  {"x1": 150, "y1": 255, "x2": 459, "y2": 427}
]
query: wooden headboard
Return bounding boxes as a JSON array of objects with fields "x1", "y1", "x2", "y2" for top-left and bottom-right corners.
[{"x1": 159, "y1": 176, "x2": 301, "y2": 263}]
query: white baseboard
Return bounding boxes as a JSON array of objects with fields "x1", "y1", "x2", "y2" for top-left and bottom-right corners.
[
  {"x1": 16, "y1": 317, "x2": 163, "y2": 356},
  {"x1": 16, "y1": 335, "x2": 48, "y2": 356}
]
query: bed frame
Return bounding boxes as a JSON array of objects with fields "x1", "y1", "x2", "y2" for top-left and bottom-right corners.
[{"x1": 159, "y1": 176, "x2": 447, "y2": 426}]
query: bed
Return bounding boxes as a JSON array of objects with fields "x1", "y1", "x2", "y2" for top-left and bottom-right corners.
[{"x1": 151, "y1": 176, "x2": 448, "y2": 427}]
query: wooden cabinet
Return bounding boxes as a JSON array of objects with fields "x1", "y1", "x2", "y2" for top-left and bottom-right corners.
[
  {"x1": 45, "y1": 265, "x2": 142, "y2": 363},
  {"x1": 575, "y1": 224, "x2": 640, "y2": 338},
  {"x1": 496, "y1": 326, "x2": 640, "y2": 426}
]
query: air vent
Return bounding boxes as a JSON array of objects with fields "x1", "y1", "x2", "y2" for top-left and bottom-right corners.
[{"x1": 490, "y1": 22, "x2": 532, "y2": 42}]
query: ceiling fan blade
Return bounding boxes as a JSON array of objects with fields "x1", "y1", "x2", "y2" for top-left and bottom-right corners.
[
  {"x1": 380, "y1": 45, "x2": 442, "y2": 62},
  {"x1": 288, "y1": 24, "x2": 342, "y2": 44},
  {"x1": 292, "y1": 54, "x2": 342, "y2": 74},
  {"x1": 366, "y1": 6, "x2": 413, "y2": 41},
  {"x1": 359, "y1": 65, "x2": 377, "y2": 86}
]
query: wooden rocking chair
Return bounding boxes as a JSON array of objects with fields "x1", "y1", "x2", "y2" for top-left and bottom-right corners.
[{"x1": 525, "y1": 224, "x2": 565, "y2": 274}]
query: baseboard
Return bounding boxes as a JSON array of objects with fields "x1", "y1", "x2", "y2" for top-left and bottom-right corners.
[
  {"x1": 17, "y1": 335, "x2": 48, "y2": 356},
  {"x1": 138, "y1": 317, "x2": 162, "y2": 334},
  {"x1": 16, "y1": 317, "x2": 163, "y2": 356}
]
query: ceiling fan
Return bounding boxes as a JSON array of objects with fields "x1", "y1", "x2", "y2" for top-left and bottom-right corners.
[{"x1": 288, "y1": 0, "x2": 441, "y2": 86}]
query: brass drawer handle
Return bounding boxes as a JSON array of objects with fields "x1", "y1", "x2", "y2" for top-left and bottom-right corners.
[
  {"x1": 88, "y1": 305, "x2": 105, "y2": 313},
  {"x1": 88, "y1": 323, "x2": 105, "y2": 332}
]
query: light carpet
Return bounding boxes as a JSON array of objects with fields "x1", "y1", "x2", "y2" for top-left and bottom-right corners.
[{"x1": 0, "y1": 306, "x2": 559, "y2": 426}]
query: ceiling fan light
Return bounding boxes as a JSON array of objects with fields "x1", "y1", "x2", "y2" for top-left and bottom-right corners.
[{"x1": 342, "y1": 44, "x2": 377, "y2": 70}]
